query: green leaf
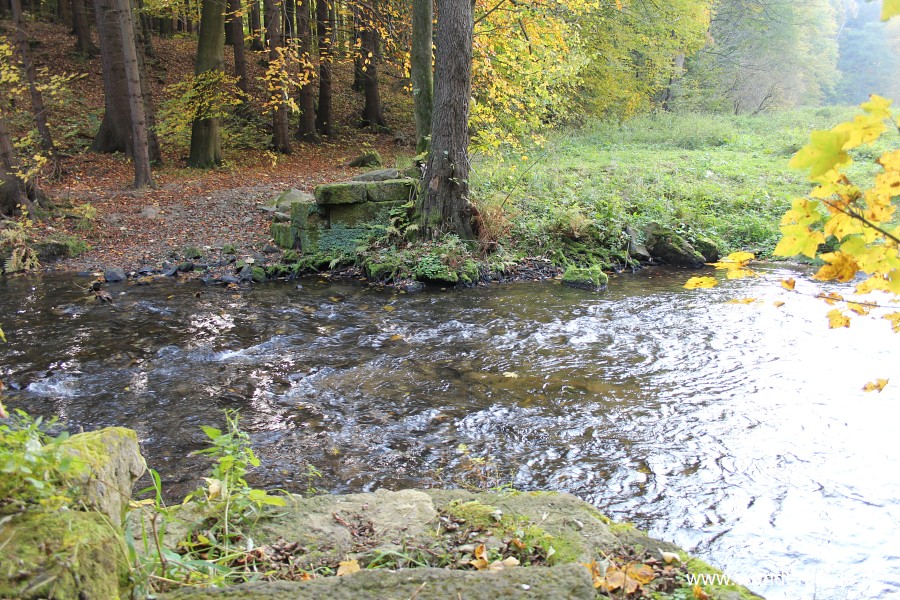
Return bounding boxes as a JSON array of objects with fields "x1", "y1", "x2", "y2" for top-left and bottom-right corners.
[
  {"x1": 789, "y1": 129, "x2": 852, "y2": 178},
  {"x1": 201, "y1": 426, "x2": 222, "y2": 440}
]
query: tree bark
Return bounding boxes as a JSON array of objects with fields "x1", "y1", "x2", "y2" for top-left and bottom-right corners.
[
  {"x1": 59, "y1": 0, "x2": 73, "y2": 28},
  {"x1": 188, "y1": 0, "x2": 227, "y2": 167},
  {"x1": 227, "y1": 0, "x2": 250, "y2": 96},
  {"x1": 0, "y1": 115, "x2": 36, "y2": 216},
  {"x1": 136, "y1": 0, "x2": 155, "y2": 58},
  {"x1": 314, "y1": 0, "x2": 333, "y2": 135},
  {"x1": 359, "y1": 0, "x2": 386, "y2": 129},
  {"x1": 249, "y1": 0, "x2": 264, "y2": 49},
  {"x1": 421, "y1": 0, "x2": 474, "y2": 241},
  {"x1": 263, "y1": 0, "x2": 291, "y2": 153},
  {"x1": 283, "y1": 0, "x2": 294, "y2": 38},
  {"x1": 411, "y1": 0, "x2": 432, "y2": 153},
  {"x1": 116, "y1": 0, "x2": 153, "y2": 187},
  {"x1": 92, "y1": 0, "x2": 161, "y2": 161},
  {"x1": 72, "y1": 0, "x2": 99, "y2": 56},
  {"x1": 295, "y1": 0, "x2": 318, "y2": 141},
  {"x1": 10, "y1": 0, "x2": 59, "y2": 173}
]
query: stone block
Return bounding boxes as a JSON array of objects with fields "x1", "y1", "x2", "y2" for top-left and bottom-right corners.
[
  {"x1": 329, "y1": 201, "x2": 404, "y2": 229},
  {"x1": 270, "y1": 223, "x2": 297, "y2": 249},
  {"x1": 366, "y1": 179, "x2": 415, "y2": 203},
  {"x1": 314, "y1": 182, "x2": 368, "y2": 205}
]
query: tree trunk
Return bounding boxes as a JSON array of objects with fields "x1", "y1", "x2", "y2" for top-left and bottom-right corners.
[
  {"x1": 73, "y1": 0, "x2": 99, "y2": 56},
  {"x1": 188, "y1": 0, "x2": 227, "y2": 167},
  {"x1": 421, "y1": 0, "x2": 474, "y2": 241},
  {"x1": 283, "y1": 0, "x2": 294, "y2": 38},
  {"x1": 0, "y1": 115, "x2": 36, "y2": 216},
  {"x1": 411, "y1": 0, "x2": 432, "y2": 153},
  {"x1": 227, "y1": 0, "x2": 249, "y2": 96},
  {"x1": 351, "y1": 4, "x2": 363, "y2": 91},
  {"x1": 136, "y1": 0, "x2": 155, "y2": 58},
  {"x1": 295, "y1": 0, "x2": 318, "y2": 141},
  {"x1": 249, "y1": 0, "x2": 264, "y2": 50},
  {"x1": 116, "y1": 0, "x2": 153, "y2": 187},
  {"x1": 59, "y1": 0, "x2": 73, "y2": 28},
  {"x1": 92, "y1": 0, "x2": 161, "y2": 161},
  {"x1": 314, "y1": 0, "x2": 333, "y2": 135},
  {"x1": 159, "y1": 16, "x2": 173, "y2": 35},
  {"x1": 659, "y1": 52, "x2": 685, "y2": 111},
  {"x1": 359, "y1": 0, "x2": 386, "y2": 129},
  {"x1": 264, "y1": 0, "x2": 291, "y2": 153},
  {"x1": 10, "y1": 0, "x2": 59, "y2": 173}
]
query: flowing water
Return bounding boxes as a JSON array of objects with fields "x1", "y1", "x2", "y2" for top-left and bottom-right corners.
[{"x1": 1, "y1": 267, "x2": 897, "y2": 599}]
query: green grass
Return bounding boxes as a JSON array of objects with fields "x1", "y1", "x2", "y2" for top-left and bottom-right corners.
[{"x1": 471, "y1": 106, "x2": 886, "y2": 261}]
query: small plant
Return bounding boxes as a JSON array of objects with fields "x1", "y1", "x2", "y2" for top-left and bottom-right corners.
[
  {"x1": 70, "y1": 202, "x2": 97, "y2": 232},
  {"x1": 0, "y1": 207, "x2": 41, "y2": 273}
]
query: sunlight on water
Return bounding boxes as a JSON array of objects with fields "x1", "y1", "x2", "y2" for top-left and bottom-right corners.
[{"x1": 0, "y1": 267, "x2": 897, "y2": 599}]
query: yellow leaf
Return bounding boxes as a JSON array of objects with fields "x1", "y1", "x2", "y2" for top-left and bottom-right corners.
[
  {"x1": 627, "y1": 563, "x2": 655, "y2": 585},
  {"x1": 827, "y1": 309, "x2": 850, "y2": 329},
  {"x1": 684, "y1": 277, "x2": 718, "y2": 290},
  {"x1": 789, "y1": 129, "x2": 852, "y2": 178},
  {"x1": 883, "y1": 312, "x2": 900, "y2": 332},
  {"x1": 882, "y1": 0, "x2": 900, "y2": 21},
  {"x1": 725, "y1": 268, "x2": 758, "y2": 280},
  {"x1": 848, "y1": 302, "x2": 871, "y2": 316},
  {"x1": 502, "y1": 371, "x2": 519, "y2": 378},
  {"x1": 773, "y1": 301, "x2": 785, "y2": 308},
  {"x1": 726, "y1": 298, "x2": 757, "y2": 304},
  {"x1": 693, "y1": 584, "x2": 711, "y2": 600},
  {"x1": 725, "y1": 251, "x2": 755, "y2": 264},
  {"x1": 863, "y1": 378, "x2": 889, "y2": 392},
  {"x1": 774, "y1": 225, "x2": 825, "y2": 259},
  {"x1": 337, "y1": 559, "x2": 361, "y2": 576},
  {"x1": 659, "y1": 549, "x2": 681, "y2": 564},
  {"x1": 862, "y1": 95, "x2": 893, "y2": 119},
  {"x1": 833, "y1": 115, "x2": 887, "y2": 149},
  {"x1": 819, "y1": 292, "x2": 844, "y2": 305},
  {"x1": 389, "y1": 334, "x2": 404, "y2": 341},
  {"x1": 383, "y1": 305, "x2": 395, "y2": 312},
  {"x1": 781, "y1": 278, "x2": 796, "y2": 290},
  {"x1": 814, "y1": 252, "x2": 860, "y2": 283},
  {"x1": 469, "y1": 544, "x2": 490, "y2": 570}
]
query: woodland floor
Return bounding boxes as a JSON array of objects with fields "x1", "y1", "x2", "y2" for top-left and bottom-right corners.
[{"x1": 3, "y1": 18, "x2": 415, "y2": 274}]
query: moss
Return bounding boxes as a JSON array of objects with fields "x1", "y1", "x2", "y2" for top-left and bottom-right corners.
[
  {"x1": 291, "y1": 200, "x2": 326, "y2": 228},
  {"x1": 365, "y1": 179, "x2": 415, "y2": 203},
  {"x1": 685, "y1": 557, "x2": 765, "y2": 599},
  {"x1": 0, "y1": 510, "x2": 128, "y2": 600},
  {"x1": 251, "y1": 266, "x2": 267, "y2": 282},
  {"x1": 459, "y1": 259, "x2": 482, "y2": 285},
  {"x1": 329, "y1": 201, "x2": 403, "y2": 229},
  {"x1": 314, "y1": 182, "x2": 368, "y2": 206},
  {"x1": 347, "y1": 150, "x2": 383, "y2": 168},
  {"x1": 561, "y1": 265, "x2": 608, "y2": 290},
  {"x1": 270, "y1": 223, "x2": 297, "y2": 249}
]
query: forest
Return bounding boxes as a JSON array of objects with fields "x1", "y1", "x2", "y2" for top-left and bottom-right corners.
[{"x1": 1, "y1": 0, "x2": 900, "y2": 599}]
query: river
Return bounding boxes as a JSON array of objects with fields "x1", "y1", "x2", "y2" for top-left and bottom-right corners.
[{"x1": 0, "y1": 266, "x2": 897, "y2": 599}]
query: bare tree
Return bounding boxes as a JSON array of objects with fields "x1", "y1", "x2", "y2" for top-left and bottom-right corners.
[{"x1": 116, "y1": 0, "x2": 153, "y2": 187}]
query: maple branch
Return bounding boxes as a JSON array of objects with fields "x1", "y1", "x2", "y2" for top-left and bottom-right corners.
[{"x1": 821, "y1": 198, "x2": 900, "y2": 246}]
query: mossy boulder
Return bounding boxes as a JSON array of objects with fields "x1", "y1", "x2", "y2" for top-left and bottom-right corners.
[
  {"x1": 561, "y1": 265, "x2": 608, "y2": 291},
  {"x1": 270, "y1": 222, "x2": 297, "y2": 249},
  {"x1": 0, "y1": 510, "x2": 129, "y2": 600},
  {"x1": 61, "y1": 427, "x2": 145, "y2": 525},
  {"x1": 329, "y1": 201, "x2": 404, "y2": 229},
  {"x1": 346, "y1": 150, "x2": 383, "y2": 168},
  {"x1": 351, "y1": 168, "x2": 399, "y2": 182},
  {"x1": 691, "y1": 234, "x2": 721, "y2": 262},
  {"x1": 644, "y1": 223, "x2": 706, "y2": 268},
  {"x1": 314, "y1": 182, "x2": 369, "y2": 206}
]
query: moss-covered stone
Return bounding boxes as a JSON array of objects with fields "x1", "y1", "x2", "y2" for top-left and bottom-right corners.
[
  {"x1": 61, "y1": 427, "x2": 145, "y2": 525},
  {"x1": 0, "y1": 508, "x2": 129, "y2": 600},
  {"x1": 329, "y1": 201, "x2": 403, "y2": 229},
  {"x1": 644, "y1": 223, "x2": 706, "y2": 268},
  {"x1": 346, "y1": 150, "x2": 383, "y2": 168},
  {"x1": 365, "y1": 179, "x2": 415, "y2": 204},
  {"x1": 290, "y1": 200, "x2": 326, "y2": 229},
  {"x1": 691, "y1": 234, "x2": 721, "y2": 263},
  {"x1": 317, "y1": 224, "x2": 368, "y2": 254},
  {"x1": 298, "y1": 226, "x2": 321, "y2": 254},
  {"x1": 561, "y1": 265, "x2": 608, "y2": 291},
  {"x1": 314, "y1": 182, "x2": 368, "y2": 206},
  {"x1": 251, "y1": 266, "x2": 267, "y2": 282},
  {"x1": 270, "y1": 223, "x2": 297, "y2": 249}
]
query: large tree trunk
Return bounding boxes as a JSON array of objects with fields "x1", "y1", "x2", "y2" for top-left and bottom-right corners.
[
  {"x1": 92, "y1": 0, "x2": 161, "y2": 161},
  {"x1": 249, "y1": 0, "x2": 264, "y2": 50},
  {"x1": 359, "y1": 0, "x2": 386, "y2": 130},
  {"x1": 226, "y1": 0, "x2": 250, "y2": 96},
  {"x1": 11, "y1": 0, "x2": 59, "y2": 173},
  {"x1": 58, "y1": 0, "x2": 73, "y2": 28},
  {"x1": 188, "y1": 0, "x2": 227, "y2": 167},
  {"x1": 283, "y1": 0, "x2": 295, "y2": 38},
  {"x1": 116, "y1": 0, "x2": 153, "y2": 187},
  {"x1": 72, "y1": 0, "x2": 99, "y2": 56},
  {"x1": 136, "y1": 0, "x2": 155, "y2": 58},
  {"x1": 264, "y1": 0, "x2": 291, "y2": 153},
  {"x1": 314, "y1": 0, "x2": 333, "y2": 135},
  {"x1": 421, "y1": 0, "x2": 474, "y2": 241},
  {"x1": 295, "y1": 0, "x2": 318, "y2": 141},
  {"x1": 411, "y1": 0, "x2": 432, "y2": 153},
  {"x1": 0, "y1": 115, "x2": 39, "y2": 216}
]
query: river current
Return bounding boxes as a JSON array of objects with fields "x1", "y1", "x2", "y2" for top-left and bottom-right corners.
[{"x1": 0, "y1": 266, "x2": 897, "y2": 599}]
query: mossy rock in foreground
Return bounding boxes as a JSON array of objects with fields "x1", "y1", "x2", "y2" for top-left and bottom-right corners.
[
  {"x1": 0, "y1": 510, "x2": 129, "y2": 600},
  {"x1": 561, "y1": 265, "x2": 608, "y2": 291}
]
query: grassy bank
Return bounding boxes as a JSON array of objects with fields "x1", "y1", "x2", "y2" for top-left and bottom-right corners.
[{"x1": 470, "y1": 106, "x2": 869, "y2": 267}]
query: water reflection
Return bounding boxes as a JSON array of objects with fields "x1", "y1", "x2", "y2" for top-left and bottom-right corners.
[{"x1": 0, "y1": 268, "x2": 897, "y2": 599}]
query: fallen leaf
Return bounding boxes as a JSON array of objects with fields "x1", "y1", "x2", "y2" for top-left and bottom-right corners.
[
  {"x1": 781, "y1": 278, "x2": 796, "y2": 291},
  {"x1": 863, "y1": 378, "x2": 889, "y2": 392},
  {"x1": 659, "y1": 549, "x2": 681, "y2": 564},
  {"x1": 383, "y1": 305, "x2": 395, "y2": 312},
  {"x1": 819, "y1": 292, "x2": 844, "y2": 305},
  {"x1": 684, "y1": 276, "x2": 718, "y2": 289},
  {"x1": 726, "y1": 298, "x2": 757, "y2": 304},
  {"x1": 337, "y1": 559, "x2": 361, "y2": 576},
  {"x1": 389, "y1": 334, "x2": 404, "y2": 341},
  {"x1": 502, "y1": 371, "x2": 519, "y2": 378},
  {"x1": 693, "y1": 584, "x2": 711, "y2": 600},
  {"x1": 848, "y1": 302, "x2": 871, "y2": 316},
  {"x1": 469, "y1": 544, "x2": 490, "y2": 570},
  {"x1": 773, "y1": 301, "x2": 785, "y2": 308},
  {"x1": 883, "y1": 312, "x2": 900, "y2": 332}
]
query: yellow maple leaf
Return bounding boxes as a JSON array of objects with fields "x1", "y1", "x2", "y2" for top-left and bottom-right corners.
[
  {"x1": 827, "y1": 309, "x2": 851, "y2": 329},
  {"x1": 693, "y1": 584, "x2": 711, "y2": 600},
  {"x1": 862, "y1": 95, "x2": 893, "y2": 118},
  {"x1": 883, "y1": 312, "x2": 900, "y2": 333},
  {"x1": 818, "y1": 292, "x2": 844, "y2": 305},
  {"x1": 780, "y1": 198, "x2": 822, "y2": 227},
  {"x1": 882, "y1": 0, "x2": 900, "y2": 21},
  {"x1": 725, "y1": 268, "x2": 758, "y2": 280},
  {"x1": 863, "y1": 378, "x2": 889, "y2": 392},
  {"x1": 773, "y1": 301, "x2": 786, "y2": 308},
  {"x1": 726, "y1": 298, "x2": 757, "y2": 304},
  {"x1": 833, "y1": 115, "x2": 887, "y2": 149},
  {"x1": 814, "y1": 252, "x2": 860, "y2": 283},
  {"x1": 789, "y1": 129, "x2": 852, "y2": 179},
  {"x1": 684, "y1": 277, "x2": 718, "y2": 289},
  {"x1": 781, "y1": 278, "x2": 796, "y2": 290},
  {"x1": 848, "y1": 302, "x2": 871, "y2": 316},
  {"x1": 469, "y1": 544, "x2": 490, "y2": 571},
  {"x1": 775, "y1": 224, "x2": 825, "y2": 258},
  {"x1": 337, "y1": 559, "x2": 361, "y2": 576}
]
